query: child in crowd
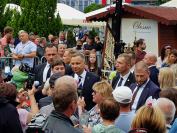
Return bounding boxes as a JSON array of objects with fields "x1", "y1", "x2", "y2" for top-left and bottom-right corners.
[{"x1": 83, "y1": 98, "x2": 125, "y2": 133}]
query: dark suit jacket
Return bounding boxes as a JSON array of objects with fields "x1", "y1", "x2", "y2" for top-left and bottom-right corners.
[
  {"x1": 34, "y1": 63, "x2": 49, "y2": 86},
  {"x1": 112, "y1": 72, "x2": 135, "y2": 89},
  {"x1": 34, "y1": 63, "x2": 50, "y2": 102},
  {"x1": 130, "y1": 80, "x2": 160, "y2": 111},
  {"x1": 149, "y1": 65, "x2": 159, "y2": 87},
  {"x1": 74, "y1": 72, "x2": 100, "y2": 111}
]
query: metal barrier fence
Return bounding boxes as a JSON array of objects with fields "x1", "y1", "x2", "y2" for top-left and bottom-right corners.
[
  {"x1": 0, "y1": 57, "x2": 13, "y2": 70},
  {"x1": 0, "y1": 56, "x2": 47, "y2": 71}
]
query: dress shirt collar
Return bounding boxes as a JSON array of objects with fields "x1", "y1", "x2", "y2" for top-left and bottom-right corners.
[
  {"x1": 148, "y1": 65, "x2": 156, "y2": 68},
  {"x1": 130, "y1": 65, "x2": 135, "y2": 73},
  {"x1": 120, "y1": 71, "x2": 131, "y2": 80},
  {"x1": 137, "y1": 78, "x2": 150, "y2": 88},
  {"x1": 74, "y1": 70, "x2": 87, "y2": 80}
]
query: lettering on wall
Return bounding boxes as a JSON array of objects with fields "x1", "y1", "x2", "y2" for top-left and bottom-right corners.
[{"x1": 133, "y1": 21, "x2": 151, "y2": 33}]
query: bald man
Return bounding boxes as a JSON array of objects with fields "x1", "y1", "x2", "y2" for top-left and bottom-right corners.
[
  {"x1": 143, "y1": 53, "x2": 159, "y2": 86},
  {"x1": 130, "y1": 61, "x2": 160, "y2": 111},
  {"x1": 156, "y1": 98, "x2": 176, "y2": 127},
  {"x1": 12, "y1": 30, "x2": 37, "y2": 67},
  {"x1": 45, "y1": 76, "x2": 80, "y2": 133}
]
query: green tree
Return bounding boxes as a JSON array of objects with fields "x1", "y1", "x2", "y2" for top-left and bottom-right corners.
[
  {"x1": 7, "y1": 0, "x2": 21, "y2": 5},
  {"x1": 84, "y1": 3, "x2": 103, "y2": 13},
  {"x1": 2, "y1": 7, "x2": 14, "y2": 29},
  {"x1": 7, "y1": 9, "x2": 21, "y2": 37},
  {"x1": 157, "y1": 0, "x2": 170, "y2": 5},
  {"x1": 10, "y1": 0, "x2": 62, "y2": 37},
  {"x1": 89, "y1": 28, "x2": 98, "y2": 38},
  {"x1": 0, "y1": 0, "x2": 8, "y2": 32},
  {"x1": 67, "y1": 29, "x2": 76, "y2": 48}
]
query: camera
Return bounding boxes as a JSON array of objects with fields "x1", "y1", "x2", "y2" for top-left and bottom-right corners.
[
  {"x1": 19, "y1": 63, "x2": 35, "y2": 90},
  {"x1": 19, "y1": 63, "x2": 33, "y2": 73}
]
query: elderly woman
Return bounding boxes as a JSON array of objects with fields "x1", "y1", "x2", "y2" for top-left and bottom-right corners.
[
  {"x1": 130, "y1": 105, "x2": 166, "y2": 133},
  {"x1": 78, "y1": 80, "x2": 113, "y2": 127},
  {"x1": 158, "y1": 67, "x2": 176, "y2": 90}
]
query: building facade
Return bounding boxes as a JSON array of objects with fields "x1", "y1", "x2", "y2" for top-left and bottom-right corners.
[
  {"x1": 107, "y1": 0, "x2": 158, "y2": 5},
  {"x1": 59, "y1": 0, "x2": 102, "y2": 12}
]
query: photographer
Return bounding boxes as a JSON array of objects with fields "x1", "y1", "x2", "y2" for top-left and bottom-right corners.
[{"x1": 11, "y1": 63, "x2": 35, "y2": 91}]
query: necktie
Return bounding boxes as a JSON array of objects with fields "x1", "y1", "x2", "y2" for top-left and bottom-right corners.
[
  {"x1": 131, "y1": 85, "x2": 140, "y2": 105},
  {"x1": 78, "y1": 75, "x2": 83, "y2": 97},
  {"x1": 78, "y1": 75, "x2": 82, "y2": 89},
  {"x1": 118, "y1": 77, "x2": 123, "y2": 87}
]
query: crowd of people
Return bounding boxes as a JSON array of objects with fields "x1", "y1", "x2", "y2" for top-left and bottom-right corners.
[{"x1": 0, "y1": 26, "x2": 177, "y2": 133}]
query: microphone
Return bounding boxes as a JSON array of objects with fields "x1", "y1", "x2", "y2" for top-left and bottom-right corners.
[{"x1": 33, "y1": 81, "x2": 40, "y2": 88}]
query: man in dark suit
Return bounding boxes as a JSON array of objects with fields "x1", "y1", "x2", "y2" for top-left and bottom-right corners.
[
  {"x1": 70, "y1": 52, "x2": 100, "y2": 111},
  {"x1": 112, "y1": 53, "x2": 135, "y2": 89},
  {"x1": 130, "y1": 61, "x2": 160, "y2": 111},
  {"x1": 34, "y1": 45, "x2": 58, "y2": 102},
  {"x1": 143, "y1": 53, "x2": 159, "y2": 86},
  {"x1": 34, "y1": 45, "x2": 58, "y2": 86}
]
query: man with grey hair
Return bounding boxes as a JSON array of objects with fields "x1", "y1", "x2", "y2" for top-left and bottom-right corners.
[
  {"x1": 12, "y1": 30, "x2": 37, "y2": 67},
  {"x1": 156, "y1": 98, "x2": 176, "y2": 131},
  {"x1": 45, "y1": 75, "x2": 81, "y2": 133},
  {"x1": 143, "y1": 53, "x2": 159, "y2": 86}
]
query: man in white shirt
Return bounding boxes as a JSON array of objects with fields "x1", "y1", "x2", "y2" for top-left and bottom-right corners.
[
  {"x1": 12, "y1": 30, "x2": 37, "y2": 67},
  {"x1": 112, "y1": 53, "x2": 135, "y2": 89},
  {"x1": 70, "y1": 52, "x2": 100, "y2": 110}
]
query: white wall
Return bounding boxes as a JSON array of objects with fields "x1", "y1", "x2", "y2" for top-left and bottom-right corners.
[{"x1": 121, "y1": 18, "x2": 158, "y2": 56}]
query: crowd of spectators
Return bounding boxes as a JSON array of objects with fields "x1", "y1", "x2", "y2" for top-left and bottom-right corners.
[{"x1": 0, "y1": 26, "x2": 177, "y2": 133}]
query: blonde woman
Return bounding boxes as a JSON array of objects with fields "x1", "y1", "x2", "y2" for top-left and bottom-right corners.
[
  {"x1": 158, "y1": 67, "x2": 176, "y2": 90},
  {"x1": 171, "y1": 64, "x2": 177, "y2": 85},
  {"x1": 78, "y1": 80, "x2": 113, "y2": 126},
  {"x1": 130, "y1": 105, "x2": 166, "y2": 133}
]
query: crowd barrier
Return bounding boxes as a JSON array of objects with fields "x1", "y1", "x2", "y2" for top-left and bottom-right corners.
[
  {"x1": 0, "y1": 56, "x2": 47, "y2": 71},
  {"x1": 0, "y1": 57, "x2": 13, "y2": 70}
]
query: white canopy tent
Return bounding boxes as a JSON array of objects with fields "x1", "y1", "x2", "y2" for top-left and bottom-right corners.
[
  {"x1": 5, "y1": 3, "x2": 21, "y2": 13},
  {"x1": 161, "y1": 0, "x2": 177, "y2": 7},
  {"x1": 55, "y1": 3, "x2": 106, "y2": 27}
]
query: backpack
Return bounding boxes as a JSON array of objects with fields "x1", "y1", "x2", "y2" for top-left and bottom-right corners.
[{"x1": 26, "y1": 113, "x2": 48, "y2": 133}]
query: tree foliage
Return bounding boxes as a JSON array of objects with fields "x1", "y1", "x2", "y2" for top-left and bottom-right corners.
[
  {"x1": 12, "y1": 0, "x2": 63, "y2": 37},
  {"x1": 84, "y1": 3, "x2": 103, "y2": 13},
  {"x1": 0, "y1": 0, "x2": 62, "y2": 37},
  {"x1": 7, "y1": 0, "x2": 21, "y2": 5},
  {"x1": 0, "y1": 0, "x2": 8, "y2": 32},
  {"x1": 67, "y1": 29, "x2": 76, "y2": 48},
  {"x1": 157, "y1": 0, "x2": 170, "y2": 5}
]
